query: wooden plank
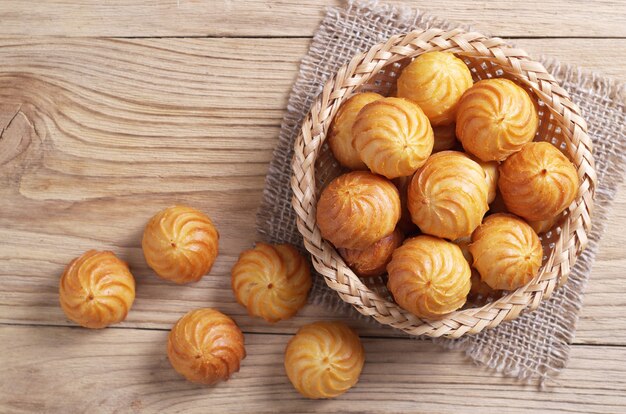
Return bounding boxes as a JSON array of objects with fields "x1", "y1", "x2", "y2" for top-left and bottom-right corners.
[
  {"x1": 0, "y1": 0, "x2": 624, "y2": 38},
  {"x1": 0, "y1": 37, "x2": 624, "y2": 342},
  {"x1": 1, "y1": 325, "x2": 625, "y2": 413}
]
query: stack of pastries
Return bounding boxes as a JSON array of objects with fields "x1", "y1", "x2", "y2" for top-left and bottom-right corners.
[{"x1": 321, "y1": 51, "x2": 580, "y2": 318}]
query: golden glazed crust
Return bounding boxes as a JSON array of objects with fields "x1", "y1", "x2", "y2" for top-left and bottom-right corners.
[
  {"x1": 469, "y1": 213, "x2": 543, "y2": 290},
  {"x1": 397, "y1": 51, "x2": 473, "y2": 126},
  {"x1": 432, "y1": 123, "x2": 458, "y2": 153},
  {"x1": 284, "y1": 321, "x2": 364, "y2": 399},
  {"x1": 498, "y1": 142, "x2": 580, "y2": 221},
  {"x1": 167, "y1": 308, "x2": 245, "y2": 385},
  {"x1": 142, "y1": 205, "x2": 219, "y2": 284},
  {"x1": 528, "y1": 215, "x2": 560, "y2": 234},
  {"x1": 392, "y1": 175, "x2": 420, "y2": 235},
  {"x1": 456, "y1": 78, "x2": 539, "y2": 162},
  {"x1": 231, "y1": 243, "x2": 312, "y2": 322},
  {"x1": 387, "y1": 235, "x2": 471, "y2": 319},
  {"x1": 339, "y1": 228, "x2": 404, "y2": 277},
  {"x1": 328, "y1": 92, "x2": 383, "y2": 169},
  {"x1": 468, "y1": 154, "x2": 499, "y2": 204},
  {"x1": 407, "y1": 151, "x2": 489, "y2": 240},
  {"x1": 352, "y1": 97, "x2": 434, "y2": 179},
  {"x1": 316, "y1": 171, "x2": 401, "y2": 249},
  {"x1": 454, "y1": 237, "x2": 496, "y2": 299},
  {"x1": 59, "y1": 250, "x2": 135, "y2": 329}
]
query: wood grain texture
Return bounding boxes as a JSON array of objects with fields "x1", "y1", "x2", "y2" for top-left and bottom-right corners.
[{"x1": 0, "y1": 0, "x2": 625, "y2": 38}]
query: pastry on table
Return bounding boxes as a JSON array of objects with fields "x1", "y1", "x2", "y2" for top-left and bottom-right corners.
[
  {"x1": 397, "y1": 51, "x2": 473, "y2": 126},
  {"x1": 142, "y1": 205, "x2": 219, "y2": 284},
  {"x1": 432, "y1": 123, "x2": 459, "y2": 153},
  {"x1": 407, "y1": 151, "x2": 489, "y2": 240},
  {"x1": 352, "y1": 97, "x2": 434, "y2": 179},
  {"x1": 456, "y1": 78, "x2": 539, "y2": 162},
  {"x1": 338, "y1": 228, "x2": 404, "y2": 277},
  {"x1": 284, "y1": 321, "x2": 364, "y2": 399},
  {"x1": 317, "y1": 171, "x2": 401, "y2": 249},
  {"x1": 469, "y1": 213, "x2": 543, "y2": 290},
  {"x1": 328, "y1": 92, "x2": 383, "y2": 169},
  {"x1": 59, "y1": 250, "x2": 135, "y2": 329},
  {"x1": 231, "y1": 243, "x2": 311, "y2": 322},
  {"x1": 167, "y1": 308, "x2": 245, "y2": 385},
  {"x1": 498, "y1": 141, "x2": 579, "y2": 221},
  {"x1": 387, "y1": 235, "x2": 471, "y2": 319}
]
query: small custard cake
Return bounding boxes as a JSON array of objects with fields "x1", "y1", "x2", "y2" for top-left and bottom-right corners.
[
  {"x1": 328, "y1": 92, "x2": 383, "y2": 169},
  {"x1": 284, "y1": 321, "x2": 365, "y2": 399},
  {"x1": 469, "y1": 213, "x2": 543, "y2": 290},
  {"x1": 352, "y1": 97, "x2": 434, "y2": 179},
  {"x1": 454, "y1": 236, "x2": 496, "y2": 299},
  {"x1": 339, "y1": 228, "x2": 404, "y2": 278},
  {"x1": 468, "y1": 154, "x2": 499, "y2": 204},
  {"x1": 142, "y1": 205, "x2": 219, "y2": 284},
  {"x1": 407, "y1": 151, "x2": 489, "y2": 240},
  {"x1": 59, "y1": 250, "x2": 135, "y2": 329},
  {"x1": 456, "y1": 78, "x2": 539, "y2": 162},
  {"x1": 317, "y1": 171, "x2": 401, "y2": 249},
  {"x1": 387, "y1": 235, "x2": 471, "y2": 319},
  {"x1": 231, "y1": 243, "x2": 311, "y2": 322},
  {"x1": 167, "y1": 308, "x2": 246, "y2": 385},
  {"x1": 498, "y1": 142, "x2": 579, "y2": 222},
  {"x1": 397, "y1": 51, "x2": 473, "y2": 126}
]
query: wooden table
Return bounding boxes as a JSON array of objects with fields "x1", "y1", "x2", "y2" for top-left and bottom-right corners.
[{"x1": 1, "y1": 1, "x2": 625, "y2": 412}]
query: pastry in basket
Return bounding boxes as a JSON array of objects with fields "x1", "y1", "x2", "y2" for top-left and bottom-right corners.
[
  {"x1": 167, "y1": 308, "x2": 245, "y2": 385},
  {"x1": 59, "y1": 250, "x2": 135, "y2": 329},
  {"x1": 387, "y1": 235, "x2": 471, "y2": 319},
  {"x1": 407, "y1": 151, "x2": 489, "y2": 240},
  {"x1": 339, "y1": 228, "x2": 404, "y2": 278},
  {"x1": 392, "y1": 175, "x2": 419, "y2": 235},
  {"x1": 432, "y1": 123, "x2": 458, "y2": 153},
  {"x1": 528, "y1": 215, "x2": 560, "y2": 235},
  {"x1": 231, "y1": 243, "x2": 311, "y2": 322},
  {"x1": 142, "y1": 205, "x2": 219, "y2": 284},
  {"x1": 284, "y1": 321, "x2": 364, "y2": 399},
  {"x1": 454, "y1": 237, "x2": 497, "y2": 299},
  {"x1": 469, "y1": 213, "x2": 543, "y2": 290},
  {"x1": 498, "y1": 142, "x2": 579, "y2": 221},
  {"x1": 456, "y1": 78, "x2": 539, "y2": 161},
  {"x1": 397, "y1": 51, "x2": 473, "y2": 126},
  {"x1": 317, "y1": 171, "x2": 401, "y2": 249},
  {"x1": 468, "y1": 154, "x2": 499, "y2": 204},
  {"x1": 328, "y1": 92, "x2": 383, "y2": 169},
  {"x1": 352, "y1": 97, "x2": 434, "y2": 178}
]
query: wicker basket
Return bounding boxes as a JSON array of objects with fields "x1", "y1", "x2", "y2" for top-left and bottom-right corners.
[{"x1": 291, "y1": 28, "x2": 596, "y2": 338}]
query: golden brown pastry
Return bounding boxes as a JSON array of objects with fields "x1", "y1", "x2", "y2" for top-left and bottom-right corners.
[
  {"x1": 469, "y1": 213, "x2": 543, "y2": 290},
  {"x1": 317, "y1": 171, "x2": 401, "y2": 249},
  {"x1": 339, "y1": 228, "x2": 404, "y2": 277},
  {"x1": 231, "y1": 243, "x2": 311, "y2": 322},
  {"x1": 167, "y1": 308, "x2": 245, "y2": 385},
  {"x1": 284, "y1": 321, "x2": 364, "y2": 399},
  {"x1": 498, "y1": 142, "x2": 579, "y2": 221},
  {"x1": 142, "y1": 205, "x2": 219, "y2": 284},
  {"x1": 352, "y1": 97, "x2": 434, "y2": 178},
  {"x1": 454, "y1": 237, "x2": 496, "y2": 299},
  {"x1": 432, "y1": 123, "x2": 459, "y2": 153},
  {"x1": 468, "y1": 155, "x2": 499, "y2": 204},
  {"x1": 397, "y1": 51, "x2": 473, "y2": 126},
  {"x1": 528, "y1": 215, "x2": 560, "y2": 234},
  {"x1": 387, "y1": 235, "x2": 471, "y2": 319},
  {"x1": 392, "y1": 175, "x2": 420, "y2": 235},
  {"x1": 456, "y1": 78, "x2": 539, "y2": 162},
  {"x1": 407, "y1": 151, "x2": 489, "y2": 240},
  {"x1": 328, "y1": 92, "x2": 383, "y2": 170},
  {"x1": 59, "y1": 250, "x2": 135, "y2": 329}
]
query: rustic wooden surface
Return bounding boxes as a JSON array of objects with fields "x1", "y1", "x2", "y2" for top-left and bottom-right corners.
[{"x1": 0, "y1": 1, "x2": 625, "y2": 413}]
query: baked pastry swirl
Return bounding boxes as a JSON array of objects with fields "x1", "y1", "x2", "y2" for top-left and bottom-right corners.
[
  {"x1": 456, "y1": 78, "x2": 539, "y2": 161},
  {"x1": 284, "y1": 321, "x2": 364, "y2": 399},
  {"x1": 469, "y1": 155, "x2": 499, "y2": 204},
  {"x1": 392, "y1": 175, "x2": 419, "y2": 235},
  {"x1": 317, "y1": 171, "x2": 401, "y2": 249},
  {"x1": 387, "y1": 235, "x2": 471, "y2": 319},
  {"x1": 328, "y1": 92, "x2": 383, "y2": 169},
  {"x1": 59, "y1": 250, "x2": 135, "y2": 329},
  {"x1": 454, "y1": 237, "x2": 496, "y2": 299},
  {"x1": 339, "y1": 228, "x2": 404, "y2": 277},
  {"x1": 397, "y1": 51, "x2": 473, "y2": 126},
  {"x1": 231, "y1": 243, "x2": 311, "y2": 322},
  {"x1": 469, "y1": 213, "x2": 543, "y2": 290},
  {"x1": 407, "y1": 151, "x2": 489, "y2": 240},
  {"x1": 352, "y1": 97, "x2": 434, "y2": 178},
  {"x1": 142, "y1": 205, "x2": 219, "y2": 284},
  {"x1": 498, "y1": 142, "x2": 579, "y2": 221},
  {"x1": 167, "y1": 308, "x2": 246, "y2": 385}
]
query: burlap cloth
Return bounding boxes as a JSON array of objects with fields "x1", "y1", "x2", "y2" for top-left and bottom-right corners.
[{"x1": 257, "y1": 0, "x2": 626, "y2": 384}]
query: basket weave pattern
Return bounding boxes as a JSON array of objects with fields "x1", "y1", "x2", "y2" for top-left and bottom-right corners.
[{"x1": 291, "y1": 28, "x2": 596, "y2": 338}]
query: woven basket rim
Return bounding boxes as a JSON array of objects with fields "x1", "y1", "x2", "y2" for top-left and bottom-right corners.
[{"x1": 290, "y1": 27, "x2": 597, "y2": 338}]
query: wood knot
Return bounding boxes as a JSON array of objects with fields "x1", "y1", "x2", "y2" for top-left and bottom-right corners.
[{"x1": 0, "y1": 104, "x2": 37, "y2": 166}]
